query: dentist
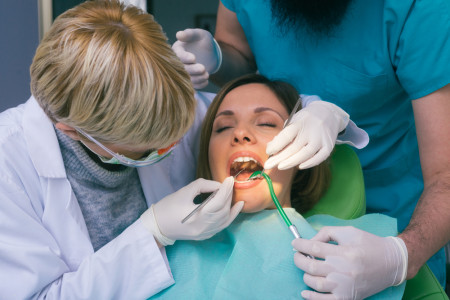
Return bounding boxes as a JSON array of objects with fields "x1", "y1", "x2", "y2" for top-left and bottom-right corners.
[{"x1": 0, "y1": 1, "x2": 242, "y2": 299}]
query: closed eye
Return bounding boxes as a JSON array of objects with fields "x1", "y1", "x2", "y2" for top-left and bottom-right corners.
[
  {"x1": 215, "y1": 126, "x2": 232, "y2": 133},
  {"x1": 258, "y1": 123, "x2": 276, "y2": 128}
]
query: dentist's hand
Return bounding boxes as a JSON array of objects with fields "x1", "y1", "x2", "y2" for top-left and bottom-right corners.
[
  {"x1": 292, "y1": 226, "x2": 408, "y2": 300},
  {"x1": 172, "y1": 28, "x2": 222, "y2": 89},
  {"x1": 264, "y1": 101, "x2": 350, "y2": 170},
  {"x1": 140, "y1": 177, "x2": 243, "y2": 246}
]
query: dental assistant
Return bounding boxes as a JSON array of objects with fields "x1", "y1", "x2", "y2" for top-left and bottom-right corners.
[
  {"x1": 0, "y1": 1, "x2": 243, "y2": 299},
  {"x1": 172, "y1": 0, "x2": 450, "y2": 298}
]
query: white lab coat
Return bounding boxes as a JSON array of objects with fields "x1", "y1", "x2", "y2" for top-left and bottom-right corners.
[{"x1": 0, "y1": 93, "x2": 213, "y2": 299}]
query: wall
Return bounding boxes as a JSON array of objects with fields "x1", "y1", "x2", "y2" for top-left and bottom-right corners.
[
  {"x1": 0, "y1": 1, "x2": 39, "y2": 112},
  {"x1": 152, "y1": 0, "x2": 220, "y2": 93},
  {"x1": 0, "y1": 0, "x2": 219, "y2": 113}
]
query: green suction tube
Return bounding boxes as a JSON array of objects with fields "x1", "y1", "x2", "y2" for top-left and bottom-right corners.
[
  {"x1": 250, "y1": 171, "x2": 292, "y2": 227},
  {"x1": 250, "y1": 171, "x2": 313, "y2": 258}
]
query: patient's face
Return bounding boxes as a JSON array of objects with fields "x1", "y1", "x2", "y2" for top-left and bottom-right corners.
[{"x1": 209, "y1": 83, "x2": 297, "y2": 212}]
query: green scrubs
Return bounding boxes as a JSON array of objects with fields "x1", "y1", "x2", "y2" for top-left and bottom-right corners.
[{"x1": 221, "y1": 0, "x2": 450, "y2": 285}]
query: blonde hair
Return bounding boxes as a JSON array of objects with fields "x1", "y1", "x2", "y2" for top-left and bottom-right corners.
[
  {"x1": 30, "y1": 0, "x2": 195, "y2": 148},
  {"x1": 197, "y1": 74, "x2": 331, "y2": 214}
]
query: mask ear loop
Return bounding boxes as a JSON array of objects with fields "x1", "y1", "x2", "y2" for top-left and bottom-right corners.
[
  {"x1": 76, "y1": 128, "x2": 177, "y2": 167},
  {"x1": 76, "y1": 128, "x2": 131, "y2": 165}
]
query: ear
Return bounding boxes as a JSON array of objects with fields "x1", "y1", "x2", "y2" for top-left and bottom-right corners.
[{"x1": 55, "y1": 122, "x2": 81, "y2": 141}]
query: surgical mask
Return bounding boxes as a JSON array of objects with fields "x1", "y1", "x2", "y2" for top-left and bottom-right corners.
[{"x1": 77, "y1": 128, "x2": 177, "y2": 167}]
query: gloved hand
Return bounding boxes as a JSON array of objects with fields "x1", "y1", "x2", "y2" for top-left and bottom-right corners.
[
  {"x1": 140, "y1": 177, "x2": 243, "y2": 246},
  {"x1": 264, "y1": 101, "x2": 350, "y2": 170},
  {"x1": 292, "y1": 226, "x2": 408, "y2": 300},
  {"x1": 172, "y1": 28, "x2": 222, "y2": 89}
]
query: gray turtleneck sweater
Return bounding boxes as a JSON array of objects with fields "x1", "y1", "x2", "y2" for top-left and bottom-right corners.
[{"x1": 56, "y1": 129, "x2": 148, "y2": 251}]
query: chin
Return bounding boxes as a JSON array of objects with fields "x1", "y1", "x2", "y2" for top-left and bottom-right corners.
[{"x1": 232, "y1": 196, "x2": 267, "y2": 213}]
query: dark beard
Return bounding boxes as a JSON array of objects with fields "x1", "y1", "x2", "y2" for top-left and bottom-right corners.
[{"x1": 270, "y1": 0, "x2": 353, "y2": 37}]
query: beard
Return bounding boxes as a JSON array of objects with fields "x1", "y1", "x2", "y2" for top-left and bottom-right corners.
[{"x1": 270, "y1": 0, "x2": 353, "y2": 37}]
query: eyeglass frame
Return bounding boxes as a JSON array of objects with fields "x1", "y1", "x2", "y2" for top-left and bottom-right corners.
[{"x1": 76, "y1": 128, "x2": 178, "y2": 167}]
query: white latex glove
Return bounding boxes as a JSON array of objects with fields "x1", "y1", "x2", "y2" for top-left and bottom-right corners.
[
  {"x1": 292, "y1": 226, "x2": 408, "y2": 300},
  {"x1": 119, "y1": 0, "x2": 146, "y2": 10},
  {"x1": 172, "y1": 28, "x2": 222, "y2": 89},
  {"x1": 140, "y1": 177, "x2": 243, "y2": 246},
  {"x1": 264, "y1": 101, "x2": 350, "y2": 170}
]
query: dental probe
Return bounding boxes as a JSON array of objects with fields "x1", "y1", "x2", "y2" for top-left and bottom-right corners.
[
  {"x1": 249, "y1": 170, "x2": 313, "y2": 259},
  {"x1": 181, "y1": 169, "x2": 244, "y2": 224},
  {"x1": 254, "y1": 96, "x2": 302, "y2": 180}
]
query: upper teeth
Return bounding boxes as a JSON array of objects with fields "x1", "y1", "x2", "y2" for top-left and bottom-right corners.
[{"x1": 233, "y1": 157, "x2": 258, "y2": 163}]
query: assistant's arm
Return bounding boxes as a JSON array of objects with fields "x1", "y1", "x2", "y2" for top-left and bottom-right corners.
[
  {"x1": 210, "y1": 1, "x2": 257, "y2": 86},
  {"x1": 291, "y1": 85, "x2": 450, "y2": 299},
  {"x1": 400, "y1": 83, "x2": 450, "y2": 279}
]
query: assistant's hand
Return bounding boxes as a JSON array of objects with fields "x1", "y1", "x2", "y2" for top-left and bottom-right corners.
[
  {"x1": 292, "y1": 226, "x2": 408, "y2": 299},
  {"x1": 172, "y1": 28, "x2": 222, "y2": 89},
  {"x1": 264, "y1": 101, "x2": 349, "y2": 170},
  {"x1": 140, "y1": 177, "x2": 243, "y2": 246}
]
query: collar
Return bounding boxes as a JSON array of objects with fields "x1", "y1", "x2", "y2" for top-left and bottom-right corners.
[{"x1": 23, "y1": 96, "x2": 67, "y2": 178}]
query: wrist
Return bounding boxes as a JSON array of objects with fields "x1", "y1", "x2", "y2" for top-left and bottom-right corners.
[
  {"x1": 307, "y1": 101, "x2": 350, "y2": 132},
  {"x1": 389, "y1": 236, "x2": 408, "y2": 285},
  {"x1": 140, "y1": 205, "x2": 175, "y2": 246},
  {"x1": 398, "y1": 232, "x2": 423, "y2": 279}
]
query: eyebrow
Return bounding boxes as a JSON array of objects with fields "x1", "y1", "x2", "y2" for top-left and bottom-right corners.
[{"x1": 215, "y1": 107, "x2": 285, "y2": 120}]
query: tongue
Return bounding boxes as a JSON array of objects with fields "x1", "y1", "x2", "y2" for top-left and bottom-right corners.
[{"x1": 235, "y1": 170, "x2": 254, "y2": 181}]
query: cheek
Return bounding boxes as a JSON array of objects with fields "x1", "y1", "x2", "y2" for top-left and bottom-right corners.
[
  {"x1": 270, "y1": 168, "x2": 297, "y2": 206},
  {"x1": 208, "y1": 137, "x2": 226, "y2": 181}
]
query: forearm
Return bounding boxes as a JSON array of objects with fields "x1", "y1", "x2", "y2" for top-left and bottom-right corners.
[
  {"x1": 210, "y1": 41, "x2": 257, "y2": 87},
  {"x1": 399, "y1": 172, "x2": 450, "y2": 279}
]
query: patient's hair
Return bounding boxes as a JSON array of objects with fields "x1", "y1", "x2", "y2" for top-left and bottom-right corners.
[
  {"x1": 197, "y1": 74, "x2": 331, "y2": 213},
  {"x1": 30, "y1": 0, "x2": 195, "y2": 149}
]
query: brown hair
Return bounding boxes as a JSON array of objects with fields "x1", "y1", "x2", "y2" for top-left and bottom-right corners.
[{"x1": 197, "y1": 74, "x2": 331, "y2": 214}]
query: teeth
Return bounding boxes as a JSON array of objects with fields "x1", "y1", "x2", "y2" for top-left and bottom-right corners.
[
  {"x1": 234, "y1": 178, "x2": 252, "y2": 183},
  {"x1": 233, "y1": 157, "x2": 258, "y2": 163},
  {"x1": 230, "y1": 156, "x2": 263, "y2": 180}
]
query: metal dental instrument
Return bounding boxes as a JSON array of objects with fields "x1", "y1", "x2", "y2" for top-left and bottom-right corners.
[
  {"x1": 249, "y1": 170, "x2": 313, "y2": 258},
  {"x1": 253, "y1": 96, "x2": 303, "y2": 180},
  {"x1": 181, "y1": 169, "x2": 244, "y2": 224}
]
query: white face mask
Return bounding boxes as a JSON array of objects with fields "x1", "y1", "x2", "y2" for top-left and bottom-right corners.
[{"x1": 77, "y1": 128, "x2": 177, "y2": 167}]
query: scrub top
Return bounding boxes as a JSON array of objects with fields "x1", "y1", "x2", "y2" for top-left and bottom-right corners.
[{"x1": 221, "y1": 0, "x2": 450, "y2": 285}]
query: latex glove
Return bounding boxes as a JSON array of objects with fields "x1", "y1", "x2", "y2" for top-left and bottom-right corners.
[
  {"x1": 140, "y1": 177, "x2": 243, "y2": 246},
  {"x1": 292, "y1": 226, "x2": 408, "y2": 300},
  {"x1": 264, "y1": 101, "x2": 349, "y2": 170},
  {"x1": 172, "y1": 28, "x2": 222, "y2": 89}
]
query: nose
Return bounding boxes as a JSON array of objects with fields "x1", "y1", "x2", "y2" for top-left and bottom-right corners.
[{"x1": 231, "y1": 125, "x2": 256, "y2": 145}]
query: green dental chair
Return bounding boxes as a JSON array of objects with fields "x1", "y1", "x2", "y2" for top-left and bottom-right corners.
[{"x1": 303, "y1": 145, "x2": 448, "y2": 299}]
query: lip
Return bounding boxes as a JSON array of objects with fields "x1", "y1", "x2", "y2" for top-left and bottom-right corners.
[
  {"x1": 227, "y1": 151, "x2": 265, "y2": 189},
  {"x1": 234, "y1": 177, "x2": 263, "y2": 189}
]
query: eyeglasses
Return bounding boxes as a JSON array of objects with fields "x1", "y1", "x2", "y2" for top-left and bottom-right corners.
[{"x1": 76, "y1": 128, "x2": 178, "y2": 167}]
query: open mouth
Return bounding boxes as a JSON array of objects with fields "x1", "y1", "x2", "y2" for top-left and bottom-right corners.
[{"x1": 230, "y1": 157, "x2": 264, "y2": 182}]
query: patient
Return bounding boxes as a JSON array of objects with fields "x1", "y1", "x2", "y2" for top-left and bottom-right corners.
[
  {"x1": 197, "y1": 73, "x2": 331, "y2": 214},
  {"x1": 150, "y1": 74, "x2": 405, "y2": 299}
]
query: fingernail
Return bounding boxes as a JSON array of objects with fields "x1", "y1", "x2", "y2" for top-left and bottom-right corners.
[{"x1": 301, "y1": 290, "x2": 309, "y2": 299}]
